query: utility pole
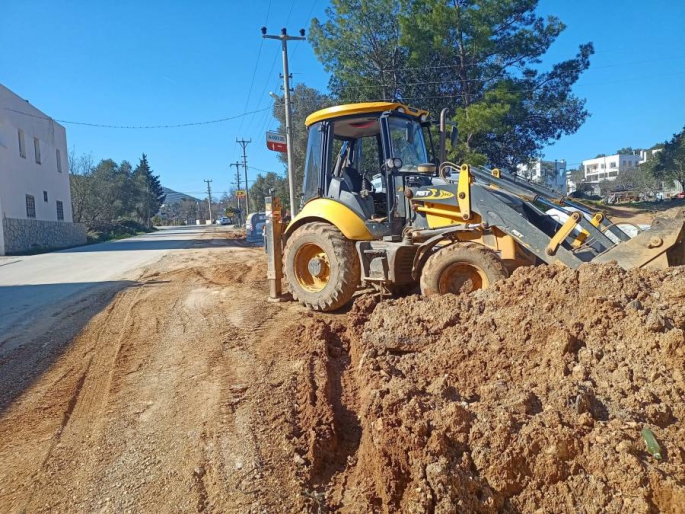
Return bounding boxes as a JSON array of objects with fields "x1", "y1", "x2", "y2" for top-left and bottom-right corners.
[
  {"x1": 204, "y1": 179, "x2": 213, "y2": 224},
  {"x1": 229, "y1": 161, "x2": 243, "y2": 225},
  {"x1": 236, "y1": 138, "x2": 251, "y2": 219},
  {"x1": 262, "y1": 26, "x2": 306, "y2": 216}
]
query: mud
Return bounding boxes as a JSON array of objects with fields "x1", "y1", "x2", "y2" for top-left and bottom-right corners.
[
  {"x1": 0, "y1": 233, "x2": 311, "y2": 513},
  {"x1": 295, "y1": 264, "x2": 685, "y2": 513},
  {"x1": 2, "y1": 223, "x2": 683, "y2": 513}
]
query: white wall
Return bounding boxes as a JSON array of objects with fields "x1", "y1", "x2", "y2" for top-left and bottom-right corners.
[
  {"x1": 516, "y1": 159, "x2": 567, "y2": 193},
  {"x1": 582, "y1": 153, "x2": 642, "y2": 184},
  {"x1": 0, "y1": 84, "x2": 72, "y2": 223},
  {"x1": 0, "y1": 193, "x2": 4, "y2": 255}
]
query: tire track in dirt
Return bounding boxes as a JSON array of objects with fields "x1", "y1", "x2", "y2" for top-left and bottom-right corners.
[
  {"x1": 0, "y1": 237, "x2": 320, "y2": 513},
  {"x1": 15, "y1": 288, "x2": 147, "y2": 512}
]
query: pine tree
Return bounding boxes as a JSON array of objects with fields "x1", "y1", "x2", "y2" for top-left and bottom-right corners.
[
  {"x1": 133, "y1": 154, "x2": 166, "y2": 227},
  {"x1": 309, "y1": 0, "x2": 594, "y2": 170}
]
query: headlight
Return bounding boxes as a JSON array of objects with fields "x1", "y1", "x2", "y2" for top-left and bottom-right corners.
[
  {"x1": 396, "y1": 107, "x2": 405, "y2": 113},
  {"x1": 385, "y1": 158, "x2": 403, "y2": 169}
]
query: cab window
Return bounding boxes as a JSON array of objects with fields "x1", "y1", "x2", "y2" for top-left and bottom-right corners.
[{"x1": 303, "y1": 122, "x2": 324, "y2": 201}]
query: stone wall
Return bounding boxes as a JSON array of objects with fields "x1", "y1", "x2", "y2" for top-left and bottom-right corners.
[{"x1": 2, "y1": 217, "x2": 87, "y2": 255}]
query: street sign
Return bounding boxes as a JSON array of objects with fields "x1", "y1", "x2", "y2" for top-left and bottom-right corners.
[
  {"x1": 266, "y1": 131, "x2": 287, "y2": 153},
  {"x1": 235, "y1": 190, "x2": 246, "y2": 198}
]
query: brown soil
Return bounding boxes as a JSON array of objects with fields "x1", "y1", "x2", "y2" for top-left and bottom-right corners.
[
  {"x1": 1, "y1": 227, "x2": 684, "y2": 513},
  {"x1": 0, "y1": 233, "x2": 313, "y2": 513},
  {"x1": 599, "y1": 202, "x2": 685, "y2": 225},
  {"x1": 293, "y1": 264, "x2": 685, "y2": 513}
]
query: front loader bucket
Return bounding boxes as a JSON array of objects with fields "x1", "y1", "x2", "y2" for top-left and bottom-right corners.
[{"x1": 593, "y1": 208, "x2": 685, "y2": 269}]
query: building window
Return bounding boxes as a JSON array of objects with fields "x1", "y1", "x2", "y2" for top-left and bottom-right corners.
[
  {"x1": 610, "y1": 162, "x2": 617, "y2": 168},
  {"x1": 56, "y1": 149, "x2": 62, "y2": 173},
  {"x1": 43, "y1": 191, "x2": 48, "y2": 202},
  {"x1": 56, "y1": 200, "x2": 64, "y2": 221},
  {"x1": 34, "y1": 137, "x2": 41, "y2": 164},
  {"x1": 18, "y1": 129, "x2": 26, "y2": 158},
  {"x1": 26, "y1": 195, "x2": 36, "y2": 218}
]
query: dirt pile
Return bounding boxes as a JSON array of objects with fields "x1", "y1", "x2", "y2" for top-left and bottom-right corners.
[{"x1": 295, "y1": 263, "x2": 685, "y2": 513}]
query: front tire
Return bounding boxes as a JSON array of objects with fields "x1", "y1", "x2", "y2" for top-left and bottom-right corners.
[
  {"x1": 284, "y1": 222, "x2": 360, "y2": 311},
  {"x1": 420, "y1": 242, "x2": 508, "y2": 296}
]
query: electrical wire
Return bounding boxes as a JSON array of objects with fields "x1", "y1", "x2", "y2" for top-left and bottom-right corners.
[
  {"x1": 3, "y1": 106, "x2": 271, "y2": 129},
  {"x1": 340, "y1": 70, "x2": 685, "y2": 102},
  {"x1": 377, "y1": 55, "x2": 685, "y2": 74},
  {"x1": 235, "y1": 0, "x2": 272, "y2": 138}
]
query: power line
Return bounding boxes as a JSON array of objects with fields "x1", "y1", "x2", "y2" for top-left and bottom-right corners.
[
  {"x1": 377, "y1": 54, "x2": 685, "y2": 74},
  {"x1": 235, "y1": 0, "x2": 272, "y2": 137},
  {"x1": 251, "y1": 165, "x2": 285, "y2": 175},
  {"x1": 244, "y1": 48, "x2": 281, "y2": 136},
  {"x1": 3, "y1": 106, "x2": 270, "y2": 129},
  {"x1": 285, "y1": 0, "x2": 297, "y2": 25},
  {"x1": 336, "y1": 70, "x2": 685, "y2": 101},
  {"x1": 290, "y1": 0, "x2": 318, "y2": 60}
]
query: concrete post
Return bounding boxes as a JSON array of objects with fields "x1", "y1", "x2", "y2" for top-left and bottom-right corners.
[{"x1": 265, "y1": 194, "x2": 284, "y2": 300}]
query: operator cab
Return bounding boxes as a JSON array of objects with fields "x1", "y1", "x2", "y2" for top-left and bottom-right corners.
[{"x1": 302, "y1": 102, "x2": 437, "y2": 237}]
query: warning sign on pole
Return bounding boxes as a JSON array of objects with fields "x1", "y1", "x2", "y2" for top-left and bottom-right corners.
[
  {"x1": 266, "y1": 131, "x2": 287, "y2": 153},
  {"x1": 235, "y1": 190, "x2": 247, "y2": 198}
]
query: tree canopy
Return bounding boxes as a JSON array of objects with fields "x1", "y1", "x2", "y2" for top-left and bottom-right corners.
[
  {"x1": 309, "y1": 0, "x2": 594, "y2": 170},
  {"x1": 270, "y1": 84, "x2": 332, "y2": 206},
  {"x1": 653, "y1": 127, "x2": 685, "y2": 190},
  {"x1": 132, "y1": 154, "x2": 166, "y2": 227},
  {"x1": 249, "y1": 172, "x2": 289, "y2": 212},
  {"x1": 70, "y1": 152, "x2": 166, "y2": 228},
  {"x1": 616, "y1": 147, "x2": 639, "y2": 155}
]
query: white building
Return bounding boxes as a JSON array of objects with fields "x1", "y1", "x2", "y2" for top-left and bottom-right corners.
[
  {"x1": 516, "y1": 159, "x2": 567, "y2": 193},
  {"x1": 0, "y1": 83, "x2": 85, "y2": 255},
  {"x1": 582, "y1": 153, "x2": 642, "y2": 190}
]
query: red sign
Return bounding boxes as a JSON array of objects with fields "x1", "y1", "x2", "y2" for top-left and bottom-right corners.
[{"x1": 266, "y1": 131, "x2": 287, "y2": 153}]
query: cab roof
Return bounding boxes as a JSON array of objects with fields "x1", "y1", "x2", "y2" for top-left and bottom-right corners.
[{"x1": 304, "y1": 102, "x2": 429, "y2": 128}]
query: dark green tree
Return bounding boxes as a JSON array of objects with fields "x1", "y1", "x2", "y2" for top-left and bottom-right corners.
[
  {"x1": 132, "y1": 154, "x2": 166, "y2": 227},
  {"x1": 616, "y1": 147, "x2": 638, "y2": 155},
  {"x1": 567, "y1": 168, "x2": 593, "y2": 195},
  {"x1": 310, "y1": 0, "x2": 406, "y2": 102},
  {"x1": 249, "y1": 172, "x2": 289, "y2": 212},
  {"x1": 613, "y1": 163, "x2": 659, "y2": 196},
  {"x1": 653, "y1": 127, "x2": 685, "y2": 191},
  {"x1": 309, "y1": 0, "x2": 594, "y2": 170}
]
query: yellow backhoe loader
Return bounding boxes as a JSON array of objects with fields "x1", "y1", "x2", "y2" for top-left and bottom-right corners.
[{"x1": 274, "y1": 102, "x2": 685, "y2": 311}]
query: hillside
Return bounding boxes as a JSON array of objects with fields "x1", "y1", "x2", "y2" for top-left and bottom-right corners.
[{"x1": 162, "y1": 187, "x2": 201, "y2": 205}]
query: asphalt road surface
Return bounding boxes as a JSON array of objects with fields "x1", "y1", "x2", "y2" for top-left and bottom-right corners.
[{"x1": 0, "y1": 225, "x2": 227, "y2": 356}]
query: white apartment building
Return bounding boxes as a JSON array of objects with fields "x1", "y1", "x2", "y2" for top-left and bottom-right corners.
[
  {"x1": 582, "y1": 153, "x2": 642, "y2": 187},
  {"x1": 0, "y1": 83, "x2": 85, "y2": 254},
  {"x1": 516, "y1": 159, "x2": 567, "y2": 193}
]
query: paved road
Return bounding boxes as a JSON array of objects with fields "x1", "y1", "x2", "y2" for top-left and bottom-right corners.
[{"x1": 0, "y1": 225, "x2": 227, "y2": 355}]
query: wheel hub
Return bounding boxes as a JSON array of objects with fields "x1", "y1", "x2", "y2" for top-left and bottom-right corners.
[
  {"x1": 293, "y1": 243, "x2": 331, "y2": 292},
  {"x1": 439, "y1": 263, "x2": 487, "y2": 294},
  {"x1": 307, "y1": 257, "x2": 326, "y2": 278}
]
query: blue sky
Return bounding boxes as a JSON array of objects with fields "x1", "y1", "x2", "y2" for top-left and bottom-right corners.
[{"x1": 1, "y1": 0, "x2": 684, "y2": 197}]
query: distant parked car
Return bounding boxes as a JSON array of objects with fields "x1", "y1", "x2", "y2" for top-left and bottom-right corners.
[
  {"x1": 674, "y1": 192, "x2": 685, "y2": 200},
  {"x1": 218, "y1": 216, "x2": 231, "y2": 225},
  {"x1": 246, "y1": 213, "x2": 266, "y2": 245}
]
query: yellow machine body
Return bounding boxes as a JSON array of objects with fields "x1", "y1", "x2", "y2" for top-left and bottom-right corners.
[{"x1": 285, "y1": 198, "x2": 374, "y2": 241}]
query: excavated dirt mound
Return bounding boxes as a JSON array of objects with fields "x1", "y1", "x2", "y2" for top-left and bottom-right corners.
[{"x1": 294, "y1": 263, "x2": 685, "y2": 513}]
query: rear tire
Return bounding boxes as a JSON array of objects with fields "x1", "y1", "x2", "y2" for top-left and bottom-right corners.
[
  {"x1": 420, "y1": 242, "x2": 508, "y2": 296},
  {"x1": 284, "y1": 222, "x2": 360, "y2": 311}
]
